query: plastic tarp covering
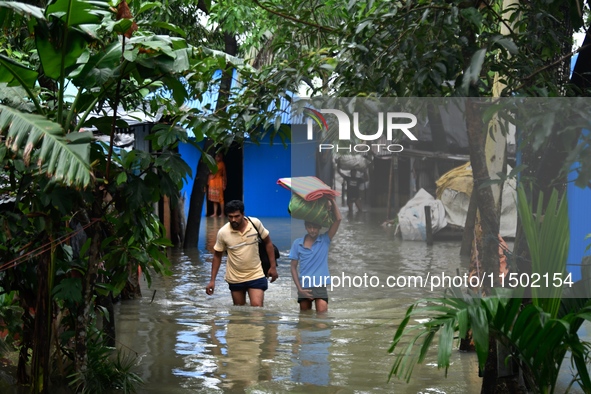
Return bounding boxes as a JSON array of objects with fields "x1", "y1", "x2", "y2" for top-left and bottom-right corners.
[
  {"x1": 277, "y1": 176, "x2": 339, "y2": 201},
  {"x1": 396, "y1": 189, "x2": 448, "y2": 241},
  {"x1": 436, "y1": 163, "x2": 517, "y2": 238}
]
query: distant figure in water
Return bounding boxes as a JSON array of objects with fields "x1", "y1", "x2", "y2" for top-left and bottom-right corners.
[{"x1": 338, "y1": 166, "x2": 365, "y2": 214}]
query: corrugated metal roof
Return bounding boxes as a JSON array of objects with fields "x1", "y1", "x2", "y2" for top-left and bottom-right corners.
[
  {"x1": 266, "y1": 92, "x2": 306, "y2": 126},
  {"x1": 0, "y1": 194, "x2": 16, "y2": 205},
  {"x1": 0, "y1": 173, "x2": 15, "y2": 206},
  {"x1": 69, "y1": 73, "x2": 304, "y2": 136},
  {"x1": 182, "y1": 69, "x2": 226, "y2": 115},
  {"x1": 181, "y1": 70, "x2": 304, "y2": 137}
]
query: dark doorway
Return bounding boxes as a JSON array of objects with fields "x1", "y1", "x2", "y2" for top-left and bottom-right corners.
[
  {"x1": 369, "y1": 157, "x2": 391, "y2": 207},
  {"x1": 205, "y1": 142, "x2": 243, "y2": 216},
  {"x1": 368, "y1": 156, "x2": 411, "y2": 209}
]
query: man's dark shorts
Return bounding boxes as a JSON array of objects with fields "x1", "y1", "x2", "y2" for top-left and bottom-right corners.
[
  {"x1": 228, "y1": 277, "x2": 268, "y2": 292},
  {"x1": 297, "y1": 286, "x2": 329, "y2": 303}
]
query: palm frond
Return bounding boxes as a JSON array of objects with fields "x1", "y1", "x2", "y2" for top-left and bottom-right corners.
[
  {"x1": 517, "y1": 185, "x2": 569, "y2": 317},
  {"x1": 0, "y1": 83, "x2": 36, "y2": 113},
  {"x1": 0, "y1": 105, "x2": 92, "y2": 188},
  {"x1": 0, "y1": 1, "x2": 45, "y2": 24}
]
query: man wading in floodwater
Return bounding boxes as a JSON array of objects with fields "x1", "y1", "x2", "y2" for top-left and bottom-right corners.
[
  {"x1": 206, "y1": 200, "x2": 278, "y2": 306},
  {"x1": 289, "y1": 198, "x2": 342, "y2": 313}
]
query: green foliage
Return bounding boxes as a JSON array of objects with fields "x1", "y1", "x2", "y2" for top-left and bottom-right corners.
[
  {"x1": 517, "y1": 186, "x2": 570, "y2": 317},
  {"x1": 0, "y1": 0, "x2": 227, "y2": 391},
  {"x1": 0, "y1": 105, "x2": 92, "y2": 188},
  {"x1": 52, "y1": 277, "x2": 83, "y2": 304},
  {"x1": 390, "y1": 288, "x2": 591, "y2": 394},
  {"x1": 222, "y1": 0, "x2": 591, "y2": 188},
  {"x1": 36, "y1": 0, "x2": 110, "y2": 81},
  {"x1": 389, "y1": 188, "x2": 585, "y2": 393},
  {"x1": 68, "y1": 337, "x2": 143, "y2": 394},
  {"x1": 102, "y1": 211, "x2": 173, "y2": 292},
  {"x1": 0, "y1": 54, "x2": 38, "y2": 90},
  {"x1": 0, "y1": 287, "x2": 23, "y2": 353}
]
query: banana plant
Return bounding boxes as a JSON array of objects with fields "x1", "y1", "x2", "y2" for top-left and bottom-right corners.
[
  {"x1": 0, "y1": 1, "x2": 223, "y2": 391},
  {"x1": 0, "y1": 0, "x2": 200, "y2": 187}
]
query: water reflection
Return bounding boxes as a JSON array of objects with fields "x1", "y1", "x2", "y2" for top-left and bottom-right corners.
[
  {"x1": 211, "y1": 310, "x2": 277, "y2": 391},
  {"x1": 114, "y1": 213, "x2": 483, "y2": 393},
  {"x1": 204, "y1": 216, "x2": 226, "y2": 253},
  {"x1": 291, "y1": 318, "x2": 331, "y2": 387}
]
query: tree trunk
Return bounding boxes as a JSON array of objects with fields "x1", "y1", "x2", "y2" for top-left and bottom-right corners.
[
  {"x1": 30, "y1": 242, "x2": 54, "y2": 394},
  {"x1": 171, "y1": 201, "x2": 185, "y2": 248},
  {"x1": 466, "y1": 101, "x2": 501, "y2": 286},
  {"x1": 75, "y1": 202, "x2": 103, "y2": 379},
  {"x1": 15, "y1": 271, "x2": 35, "y2": 385},
  {"x1": 571, "y1": 11, "x2": 591, "y2": 94},
  {"x1": 183, "y1": 138, "x2": 214, "y2": 248},
  {"x1": 465, "y1": 100, "x2": 506, "y2": 393},
  {"x1": 460, "y1": 191, "x2": 478, "y2": 257},
  {"x1": 17, "y1": 308, "x2": 33, "y2": 385},
  {"x1": 184, "y1": 32, "x2": 237, "y2": 249}
]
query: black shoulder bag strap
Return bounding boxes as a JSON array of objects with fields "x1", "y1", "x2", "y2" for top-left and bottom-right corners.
[
  {"x1": 246, "y1": 216, "x2": 270, "y2": 276},
  {"x1": 246, "y1": 216, "x2": 262, "y2": 242},
  {"x1": 246, "y1": 216, "x2": 280, "y2": 261}
]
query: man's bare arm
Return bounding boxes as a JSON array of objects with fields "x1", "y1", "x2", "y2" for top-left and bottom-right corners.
[
  {"x1": 206, "y1": 250, "x2": 223, "y2": 295},
  {"x1": 262, "y1": 235, "x2": 279, "y2": 282}
]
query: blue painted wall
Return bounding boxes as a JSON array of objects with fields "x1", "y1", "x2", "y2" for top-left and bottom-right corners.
[
  {"x1": 291, "y1": 123, "x2": 317, "y2": 177},
  {"x1": 242, "y1": 123, "x2": 318, "y2": 218},
  {"x1": 566, "y1": 129, "x2": 591, "y2": 281},
  {"x1": 178, "y1": 141, "x2": 205, "y2": 219},
  {"x1": 178, "y1": 127, "x2": 317, "y2": 219},
  {"x1": 243, "y1": 134, "x2": 292, "y2": 217}
]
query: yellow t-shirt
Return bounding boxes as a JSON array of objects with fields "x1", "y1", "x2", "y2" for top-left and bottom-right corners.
[{"x1": 214, "y1": 217, "x2": 270, "y2": 283}]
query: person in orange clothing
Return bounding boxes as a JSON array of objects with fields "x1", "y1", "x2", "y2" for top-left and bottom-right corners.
[{"x1": 207, "y1": 153, "x2": 227, "y2": 217}]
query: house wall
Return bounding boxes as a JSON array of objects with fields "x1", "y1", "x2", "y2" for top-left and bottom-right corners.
[
  {"x1": 514, "y1": 127, "x2": 591, "y2": 282},
  {"x1": 178, "y1": 131, "x2": 308, "y2": 219},
  {"x1": 290, "y1": 123, "x2": 317, "y2": 178},
  {"x1": 131, "y1": 123, "x2": 154, "y2": 152},
  {"x1": 565, "y1": 59, "x2": 591, "y2": 281},
  {"x1": 178, "y1": 141, "x2": 205, "y2": 219},
  {"x1": 566, "y1": 130, "x2": 591, "y2": 282},
  {"x1": 243, "y1": 134, "x2": 293, "y2": 217}
]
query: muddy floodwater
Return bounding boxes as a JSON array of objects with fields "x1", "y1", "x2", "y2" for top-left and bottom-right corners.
[{"x1": 114, "y1": 211, "x2": 490, "y2": 393}]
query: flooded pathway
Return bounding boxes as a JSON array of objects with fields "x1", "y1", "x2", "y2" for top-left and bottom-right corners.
[{"x1": 115, "y1": 212, "x2": 483, "y2": 393}]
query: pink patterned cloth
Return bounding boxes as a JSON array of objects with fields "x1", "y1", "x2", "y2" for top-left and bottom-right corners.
[{"x1": 277, "y1": 176, "x2": 339, "y2": 201}]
